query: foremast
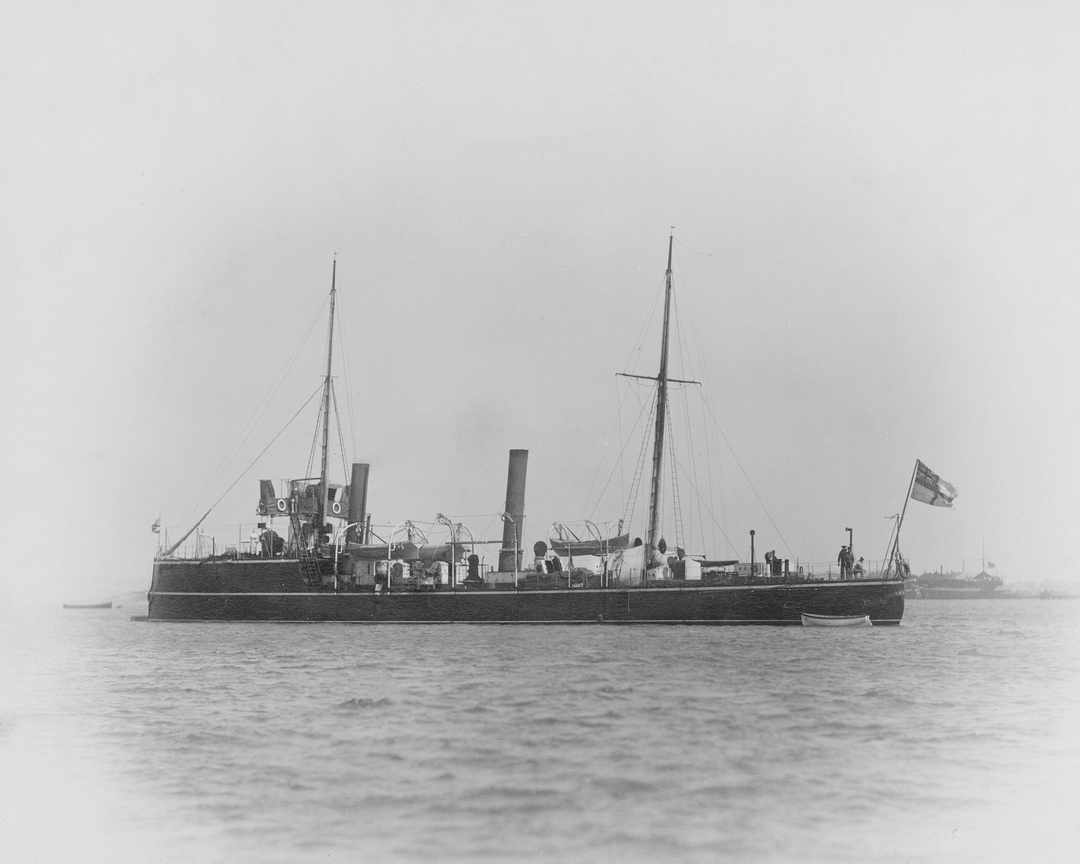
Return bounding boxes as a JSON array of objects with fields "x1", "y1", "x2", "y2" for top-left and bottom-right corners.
[
  {"x1": 646, "y1": 230, "x2": 675, "y2": 569},
  {"x1": 317, "y1": 260, "x2": 337, "y2": 544}
]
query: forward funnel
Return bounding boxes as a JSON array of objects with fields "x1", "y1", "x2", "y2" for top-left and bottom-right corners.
[{"x1": 498, "y1": 449, "x2": 528, "y2": 572}]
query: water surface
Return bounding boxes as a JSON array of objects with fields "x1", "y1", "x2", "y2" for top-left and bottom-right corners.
[{"x1": 2, "y1": 600, "x2": 1078, "y2": 862}]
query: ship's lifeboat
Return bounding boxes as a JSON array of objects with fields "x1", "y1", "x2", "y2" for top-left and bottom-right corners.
[{"x1": 800, "y1": 613, "x2": 872, "y2": 627}]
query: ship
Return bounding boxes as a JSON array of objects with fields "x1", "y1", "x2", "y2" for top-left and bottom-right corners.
[
  {"x1": 908, "y1": 569, "x2": 1004, "y2": 599},
  {"x1": 148, "y1": 236, "x2": 905, "y2": 624},
  {"x1": 906, "y1": 544, "x2": 1006, "y2": 599}
]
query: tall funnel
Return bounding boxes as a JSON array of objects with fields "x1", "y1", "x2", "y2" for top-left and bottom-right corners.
[
  {"x1": 347, "y1": 463, "x2": 370, "y2": 543},
  {"x1": 498, "y1": 449, "x2": 528, "y2": 572}
]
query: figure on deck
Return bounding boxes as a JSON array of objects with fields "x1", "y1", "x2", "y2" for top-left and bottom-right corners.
[{"x1": 838, "y1": 545, "x2": 853, "y2": 580}]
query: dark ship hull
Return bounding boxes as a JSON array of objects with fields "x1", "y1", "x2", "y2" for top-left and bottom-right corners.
[{"x1": 149, "y1": 559, "x2": 904, "y2": 624}]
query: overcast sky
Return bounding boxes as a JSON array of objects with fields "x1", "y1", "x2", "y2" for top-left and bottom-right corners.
[{"x1": 3, "y1": 1, "x2": 1078, "y2": 604}]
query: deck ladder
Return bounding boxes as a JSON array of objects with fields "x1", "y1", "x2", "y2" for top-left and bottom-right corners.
[{"x1": 289, "y1": 512, "x2": 324, "y2": 588}]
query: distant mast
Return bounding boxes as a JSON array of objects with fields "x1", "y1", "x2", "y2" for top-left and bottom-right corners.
[
  {"x1": 646, "y1": 230, "x2": 675, "y2": 568},
  {"x1": 318, "y1": 260, "x2": 337, "y2": 538}
]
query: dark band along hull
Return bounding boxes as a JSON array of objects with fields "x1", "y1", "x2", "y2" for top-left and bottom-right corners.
[{"x1": 149, "y1": 560, "x2": 904, "y2": 624}]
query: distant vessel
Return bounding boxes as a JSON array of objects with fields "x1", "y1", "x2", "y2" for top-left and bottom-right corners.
[
  {"x1": 908, "y1": 570, "x2": 1004, "y2": 599},
  {"x1": 63, "y1": 602, "x2": 113, "y2": 609},
  {"x1": 909, "y1": 544, "x2": 1006, "y2": 599},
  {"x1": 148, "y1": 238, "x2": 904, "y2": 625}
]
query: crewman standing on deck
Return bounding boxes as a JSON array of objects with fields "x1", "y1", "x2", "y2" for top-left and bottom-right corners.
[{"x1": 838, "y1": 545, "x2": 854, "y2": 579}]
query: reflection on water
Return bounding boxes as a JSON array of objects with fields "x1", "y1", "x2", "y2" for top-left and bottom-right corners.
[{"x1": 1, "y1": 600, "x2": 1078, "y2": 863}]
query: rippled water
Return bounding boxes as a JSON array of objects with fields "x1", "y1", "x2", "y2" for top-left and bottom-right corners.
[{"x1": 2, "y1": 600, "x2": 1078, "y2": 863}]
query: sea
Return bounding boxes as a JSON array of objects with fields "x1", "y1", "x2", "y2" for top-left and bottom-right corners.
[{"x1": 2, "y1": 599, "x2": 1078, "y2": 864}]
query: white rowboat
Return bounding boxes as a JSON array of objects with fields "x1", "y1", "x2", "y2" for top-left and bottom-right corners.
[{"x1": 801, "y1": 613, "x2": 872, "y2": 627}]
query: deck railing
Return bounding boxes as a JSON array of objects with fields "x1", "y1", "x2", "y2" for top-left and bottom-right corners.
[{"x1": 156, "y1": 527, "x2": 903, "y2": 584}]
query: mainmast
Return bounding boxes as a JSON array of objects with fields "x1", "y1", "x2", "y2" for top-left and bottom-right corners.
[
  {"x1": 318, "y1": 260, "x2": 337, "y2": 538},
  {"x1": 646, "y1": 230, "x2": 675, "y2": 568}
]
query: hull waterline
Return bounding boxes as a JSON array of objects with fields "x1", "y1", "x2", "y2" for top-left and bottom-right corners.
[{"x1": 149, "y1": 560, "x2": 904, "y2": 624}]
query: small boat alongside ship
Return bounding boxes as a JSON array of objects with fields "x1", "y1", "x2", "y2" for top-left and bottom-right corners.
[
  {"x1": 148, "y1": 237, "x2": 906, "y2": 625},
  {"x1": 63, "y1": 602, "x2": 113, "y2": 609},
  {"x1": 800, "y1": 613, "x2": 872, "y2": 627}
]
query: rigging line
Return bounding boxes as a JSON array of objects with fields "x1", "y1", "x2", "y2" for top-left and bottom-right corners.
[
  {"x1": 615, "y1": 379, "x2": 657, "y2": 506},
  {"x1": 674, "y1": 243, "x2": 780, "y2": 554},
  {"x1": 668, "y1": 270, "x2": 685, "y2": 382},
  {"x1": 705, "y1": 389, "x2": 723, "y2": 555},
  {"x1": 331, "y1": 382, "x2": 350, "y2": 479},
  {"x1": 698, "y1": 395, "x2": 794, "y2": 560},
  {"x1": 672, "y1": 245, "x2": 713, "y2": 399},
  {"x1": 672, "y1": 454, "x2": 739, "y2": 557},
  {"x1": 178, "y1": 293, "x2": 331, "y2": 527},
  {"x1": 306, "y1": 399, "x2": 323, "y2": 480},
  {"x1": 621, "y1": 275, "x2": 666, "y2": 379},
  {"x1": 199, "y1": 385, "x2": 325, "y2": 521},
  {"x1": 672, "y1": 244, "x2": 709, "y2": 385},
  {"x1": 478, "y1": 514, "x2": 500, "y2": 553},
  {"x1": 667, "y1": 280, "x2": 713, "y2": 556},
  {"x1": 623, "y1": 393, "x2": 657, "y2": 529},
  {"x1": 617, "y1": 373, "x2": 656, "y2": 509},
  {"x1": 618, "y1": 376, "x2": 625, "y2": 512},
  {"x1": 666, "y1": 400, "x2": 683, "y2": 551},
  {"x1": 335, "y1": 291, "x2": 358, "y2": 459},
  {"x1": 579, "y1": 375, "x2": 635, "y2": 522},
  {"x1": 880, "y1": 516, "x2": 900, "y2": 571},
  {"x1": 596, "y1": 380, "x2": 656, "y2": 528},
  {"x1": 586, "y1": 378, "x2": 659, "y2": 525},
  {"x1": 669, "y1": 287, "x2": 695, "y2": 549},
  {"x1": 673, "y1": 236, "x2": 728, "y2": 264},
  {"x1": 677, "y1": 361, "x2": 701, "y2": 554},
  {"x1": 610, "y1": 377, "x2": 656, "y2": 525},
  {"x1": 682, "y1": 274, "x2": 719, "y2": 554},
  {"x1": 674, "y1": 244, "x2": 725, "y2": 552}
]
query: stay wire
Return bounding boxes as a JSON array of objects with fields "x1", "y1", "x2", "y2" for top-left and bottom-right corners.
[
  {"x1": 199, "y1": 384, "x2": 325, "y2": 521},
  {"x1": 673, "y1": 244, "x2": 729, "y2": 556},
  {"x1": 673, "y1": 244, "x2": 791, "y2": 558},
  {"x1": 335, "y1": 290, "x2": 359, "y2": 460},
  {"x1": 306, "y1": 399, "x2": 323, "y2": 480},
  {"x1": 579, "y1": 374, "x2": 635, "y2": 522},
  {"x1": 332, "y1": 382, "x2": 350, "y2": 480},
  {"x1": 178, "y1": 293, "x2": 331, "y2": 528},
  {"x1": 699, "y1": 395, "x2": 793, "y2": 560},
  {"x1": 621, "y1": 275, "x2": 666, "y2": 378},
  {"x1": 585, "y1": 378, "x2": 657, "y2": 527},
  {"x1": 671, "y1": 451, "x2": 739, "y2": 557}
]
